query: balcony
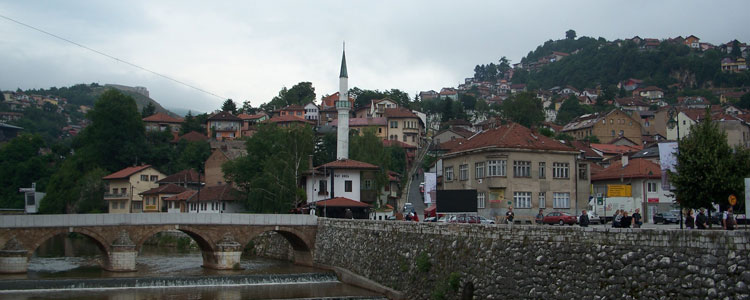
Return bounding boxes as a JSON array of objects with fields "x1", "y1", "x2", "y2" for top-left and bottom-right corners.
[
  {"x1": 212, "y1": 126, "x2": 238, "y2": 132},
  {"x1": 104, "y1": 192, "x2": 129, "y2": 200}
]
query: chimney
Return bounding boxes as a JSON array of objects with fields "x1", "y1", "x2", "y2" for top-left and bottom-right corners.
[{"x1": 622, "y1": 155, "x2": 629, "y2": 167}]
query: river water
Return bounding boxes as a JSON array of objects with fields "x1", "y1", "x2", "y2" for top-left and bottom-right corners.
[{"x1": 0, "y1": 234, "x2": 385, "y2": 299}]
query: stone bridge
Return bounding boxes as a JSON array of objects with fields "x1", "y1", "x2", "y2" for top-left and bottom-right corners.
[{"x1": 0, "y1": 214, "x2": 317, "y2": 273}]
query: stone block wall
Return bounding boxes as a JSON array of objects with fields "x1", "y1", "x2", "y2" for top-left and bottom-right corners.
[
  {"x1": 314, "y1": 219, "x2": 750, "y2": 300},
  {"x1": 246, "y1": 231, "x2": 294, "y2": 261}
]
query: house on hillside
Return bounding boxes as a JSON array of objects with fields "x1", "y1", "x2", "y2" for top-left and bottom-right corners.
[
  {"x1": 684, "y1": 35, "x2": 700, "y2": 49},
  {"x1": 157, "y1": 169, "x2": 204, "y2": 190},
  {"x1": 439, "y1": 88, "x2": 458, "y2": 101},
  {"x1": 419, "y1": 90, "x2": 438, "y2": 101},
  {"x1": 186, "y1": 185, "x2": 243, "y2": 213},
  {"x1": 561, "y1": 109, "x2": 644, "y2": 145},
  {"x1": 205, "y1": 146, "x2": 247, "y2": 187},
  {"x1": 385, "y1": 107, "x2": 424, "y2": 148},
  {"x1": 370, "y1": 99, "x2": 398, "y2": 118},
  {"x1": 264, "y1": 115, "x2": 316, "y2": 128},
  {"x1": 618, "y1": 79, "x2": 644, "y2": 92},
  {"x1": 143, "y1": 113, "x2": 183, "y2": 133},
  {"x1": 441, "y1": 122, "x2": 590, "y2": 223},
  {"x1": 207, "y1": 111, "x2": 242, "y2": 141},
  {"x1": 721, "y1": 57, "x2": 748, "y2": 73},
  {"x1": 331, "y1": 117, "x2": 387, "y2": 139},
  {"x1": 632, "y1": 86, "x2": 664, "y2": 99},
  {"x1": 303, "y1": 159, "x2": 380, "y2": 205},
  {"x1": 433, "y1": 127, "x2": 474, "y2": 145},
  {"x1": 103, "y1": 165, "x2": 166, "y2": 214},
  {"x1": 614, "y1": 97, "x2": 650, "y2": 111},
  {"x1": 304, "y1": 103, "x2": 319, "y2": 124},
  {"x1": 139, "y1": 184, "x2": 186, "y2": 213}
]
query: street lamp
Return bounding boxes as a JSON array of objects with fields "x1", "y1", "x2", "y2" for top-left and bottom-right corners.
[{"x1": 667, "y1": 108, "x2": 683, "y2": 229}]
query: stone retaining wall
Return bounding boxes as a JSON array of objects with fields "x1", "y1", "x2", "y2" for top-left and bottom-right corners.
[
  {"x1": 314, "y1": 219, "x2": 750, "y2": 300},
  {"x1": 246, "y1": 231, "x2": 294, "y2": 261}
]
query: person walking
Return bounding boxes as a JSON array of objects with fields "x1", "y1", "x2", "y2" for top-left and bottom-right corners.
[
  {"x1": 613, "y1": 210, "x2": 622, "y2": 228},
  {"x1": 632, "y1": 208, "x2": 643, "y2": 228},
  {"x1": 696, "y1": 208, "x2": 708, "y2": 229},
  {"x1": 723, "y1": 206, "x2": 737, "y2": 230},
  {"x1": 579, "y1": 210, "x2": 590, "y2": 227},
  {"x1": 535, "y1": 209, "x2": 544, "y2": 225},
  {"x1": 505, "y1": 206, "x2": 515, "y2": 225},
  {"x1": 686, "y1": 209, "x2": 695, "y2": 229}
]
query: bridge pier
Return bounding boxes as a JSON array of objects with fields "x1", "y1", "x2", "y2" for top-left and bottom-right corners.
[
  {"x1": 105, "y1": 231, "x2": 137, "y2": 272},
  {"x1": 202, "y1": 234, "x2": 243, "y2": 270},
  {"x1": 0, "y1": 238, "x2": 28, "y2": 274}
]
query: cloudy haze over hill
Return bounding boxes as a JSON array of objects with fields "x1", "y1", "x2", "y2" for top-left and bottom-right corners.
[{"x1": 1, "y1": 0, "x2": 749, "y2": 112}]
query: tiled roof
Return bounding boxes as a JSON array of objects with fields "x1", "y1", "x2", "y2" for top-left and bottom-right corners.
[
  {"x1": 569, "y1": 141, "x2": 602, "y2": 159},
  {"x1": 157, "y1": 169, "x2": 204, "y2": 185},
  {"x1": 590, "y1": 143, "x2": 642, "y2": 155},
  {"x1": 448, "y1": 122, "x2": 575, "y2": 154},
  {"x1": 208, "y1": 111, "x2": 242, "y2": 121},
  {"x1": 331, "y1": 117, "x2": 387, "y2": 127},
  {"x1": 265, "y1": 115, "x2": 315, "y2": 124},
  {"x1": 140, "y1": 184, "x2": 187, "y2": 195},
  {"x1": 615, "y1": 97, "x2": 648, "y2": 107},
  {"x1": 189, "y1": 185, "x2": 239, "y2": 202},
  {"x1": 177, "y1": 131, "x2": 209, "y2": 142},
  {"x1": 436, "y1": 138, "x2": 466, "y2": 152},
  {"x1": 631, "y1": 146, "x2": 660, "y2": 159},
  {"x1": 316, "y1": 159, "x2": 379, "y2": 170},
  {"x1": 103, "y1": 165, "x2": 152, "y2": 180},
  {"x1": 384, "y1": 107, "x2": 418, "y2": 118},
  {"x1": 591, "y1": 158, "x2": 661, "y2": 181},
  {"x1": 312, "y1": 197, "x2": 371, "y2": 207},
  {"x1": 281, "y1": 104, "x2": 305, "y2": 111},
  {"x1": 143, "y1": 112, "x2": 183, "y2": 123},
  {"x1": 237, "y1": 112, "x2": 268, "y2": 120},
  {"x1": 321, "y1": 92, "x2": 355, "y2": 107},
  {"x1": 383, "y1": 139, "x2": 417, "y2": 149},
  {"x1": 164, "y1": 190, "x2": 198, "y2": 201}
]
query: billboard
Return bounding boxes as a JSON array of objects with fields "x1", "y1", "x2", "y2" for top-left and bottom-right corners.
[
  {"x1": 436, "y1": 189, "x2": 478, "y2": 213},
  {"x1": 424, "y1": 172, "x2": 436, "y2": 204},
  {"x1": 607, "y1": 184, "x2": 632, "y2": 197}
]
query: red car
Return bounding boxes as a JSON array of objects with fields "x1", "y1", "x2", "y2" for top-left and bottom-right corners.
[{"x1": 543, "y1": 212, "x2": 577, "y2": 226}]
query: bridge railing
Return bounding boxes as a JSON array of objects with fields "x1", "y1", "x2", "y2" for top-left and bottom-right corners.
[{"x1": 0, "y1": 213, "x2": 318, "y2": 228}]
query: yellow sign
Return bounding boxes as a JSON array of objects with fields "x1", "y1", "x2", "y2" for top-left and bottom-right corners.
[
  {"x1": 729, "y1": 194, "x2": 737, "y2": 206},
  {"x1": 607, "y1": 185, "x2": 632, "y2": 197}
]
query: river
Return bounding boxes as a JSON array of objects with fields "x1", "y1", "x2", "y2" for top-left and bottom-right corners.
[{"x1": 0, "y1": 234, "x2": 385, "y2": 299}]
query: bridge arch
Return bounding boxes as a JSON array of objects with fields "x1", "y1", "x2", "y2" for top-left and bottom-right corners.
[
  {"x1": 133, "y1": 225, "x2": 214, "y2": 253},
  {"x1": 243, "y1": 226, "x2": 316, "y2": 266},
  {"x1": 11, "y1": 227, "x2": 111, "y2": 257}
]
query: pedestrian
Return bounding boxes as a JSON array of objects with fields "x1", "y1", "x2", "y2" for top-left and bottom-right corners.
[
  {"x1": 405, "y1": 212, "x2": 412, "y2": 221},
  {"x1": 632, "y1": 208, "x2": 643, "y2": 228},
  {"x1": 696, "y1": 208, "x2": 708, "y2": 229},
  {"x1": 621, "y1": 211, "x2": 631, "y2": 228},
  {"x1": 613, "y1": 210, "x2": 622, "y2": 228},
  {"x1": 535, "y1": 209, "x2": 544, "y2": 225},
  {"x1": 344, "y1": 208, "x2": 354, "y2": 220},
  {"x1": 686, "y1": 209, "x2": 695, "y2": 229},
  {"x1": 506, "y1": 206, "x2": 515, "y2": 225},
  {"x1": 579, "y1": 209, "x2": 590, "y2": 227},
  {"x1": 723, "y1": 206, "x2": 737, "y2": 230}
]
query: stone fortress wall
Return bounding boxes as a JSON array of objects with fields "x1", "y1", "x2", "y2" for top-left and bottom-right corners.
[{"x1": 313, "y1": 219, "x2": 750, "y2": 299}]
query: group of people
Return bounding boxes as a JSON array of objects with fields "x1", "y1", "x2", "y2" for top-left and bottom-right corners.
[
  {"x1": 610, "y1": 208, "x2": 643, "y2": 228},
  {"x1": 684, "y1": 207, "x2": 737, "y2": 230}
]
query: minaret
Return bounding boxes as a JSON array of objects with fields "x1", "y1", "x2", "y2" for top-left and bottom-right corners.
[{"x1": 336, "y1": 43, "x2": 350, "y2": 160}]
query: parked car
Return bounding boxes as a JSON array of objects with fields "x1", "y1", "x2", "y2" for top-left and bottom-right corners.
[
  {"x1": 478, "y1": 216, "x2": 495, "y2": 224},
  {"x1": 442, "y1": 215, "x2": 481, "y2": 224},
  {"x1": 423, "y1": 217, "x2": 438, "y2": 222},
  {"x1": 585, "y1": 211, "x2": 601, "y2": 225},
  {"x1": 542, "y1": 212, "x2": 577, "y2": 225},
  {"x1": 653, "y1": 212, "x2": 679, "y2": 224}
]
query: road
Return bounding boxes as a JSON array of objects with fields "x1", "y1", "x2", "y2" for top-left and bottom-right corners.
[{"x1": 406, "y1": 169, "x2": 426, "y2": 218}]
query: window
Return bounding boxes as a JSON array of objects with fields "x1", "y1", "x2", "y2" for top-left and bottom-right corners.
[
  {"x1": 120, "y1": 188, "x2": 127, "y2": 195},
  {"x1": 578, "y1": 163, "x2": 588, "y2": 180},
  {"x1": 445, "y1": 166, "x2": 454, "y2": 181},
  {"x1": 112, "y1": 188, "x2": 117, "y2": 194},
  {"x1": 318, "y1": 180, "x2": 328, "y2": 195},
  {"x1": 513, "y1": 192, "x2": 532, "y2": 208},
  {"x1": 611, "y1": 130, "x2": 615, "y2": 137},
  {"x1": 150, "y1": 175, "x2": 158, "y2": 182},
  {"x1": 553, "y1": 162, "x2": 569, "y2": 179},
  {"x1": 477, "y1": 192, "x2": 486, "y2": 209},
  {"x1": 110, "y1": 201, "x2": 116, "y2": 209},
  {"x1": 120, "y1": 201, "x2": 125, "y2": 209},
  {"x1": 487, "y1": 160, "x2": 506, "y2": 177},
  {"x1": 403, "y1": 134, "x2": 407, "y2": 142},
  {"x1": 364, "y1": 179, "x2": 373, "y2": 190},
  {"x1": 539, "y1": 192, "x2": 546, "y2": 208},
  {"x1": 141, "y1": 175, "x2": 148, "y2": 181},
  {"x1": 538, "y1": 162, "x2": 546, "y2": 179},
  {"x1": 553, "y1": 192, "x2": 570, "y2": 208},
  {"x1": 390, "y1": 121, "x2": 398, "y2": 128},
  {"x1": 513, "y1": 161, "x2": 531, "y2": 178},
  {"x1": 459, "y1": 164, "x2": 468, "y2": 181},
  {"x1": 345, "y1": 180, "x2": 352, "y2": 192},
  {"x1": 132, "y1": 201, "x2": 141, "y2": 209},
  {"x1": 647, "y1": 182, "x2": 658, "y2": 193},
  {"x1": 378, "y1": 128, "x2": 382, "y2": 134},
  {"x1": 475, "y1": 162, "x2": 485, "y2": 179},
  {"x1": 619, "y1": 130, "x2": 624, "y2": 136}
]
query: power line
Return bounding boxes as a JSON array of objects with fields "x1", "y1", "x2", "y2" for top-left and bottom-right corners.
[{"x1": 0, "y1": 13, "x2": 227, "y2": 100}]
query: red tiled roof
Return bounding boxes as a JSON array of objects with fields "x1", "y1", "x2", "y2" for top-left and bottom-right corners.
[
  {"x1": 143, "y1": 112, "x2": 183, "y2": 123},
  {"x1": 321, "y1": 92, "x2": 355, "y2": 107},
  {"x1": 384, "y1": 107, "x2": 418, "y2": 118},
  {"x1": 316, "y1": 159, "x2": 379, "y2": 170},
  {"x1": 140, "y1": 184, "x2": 187, "y2": 195},
  {"x1": 189, "y1": 185, "x2": 239, "y2": 202},
  {"x1": 281, "y1": 104, "x2": 305, "y2": 111},
  {"x1": 177, "y1": 131, "x2": 209, "y2": 142},
  {"x1": 436, "y1": 138, "x2": 465, "y2": 152},
  {"x1": 569, "y1": 141, "x2": 602, "y2": 159},
  {"x1": 103, "y1": 165, "x2": 153, "y2": 180},
  {"x1": 312, "y1": 197, "x2": 371, "y2": 207},
  {"x1": 590, "y1": 143, "x2": 642, "y2": 155},
  {"x1": 158, "y1": 169, "x2": 203, "y2": 185},
  {"x1": 207, "y1": 111, "x2": 242, "y2": 121},
  {"x1": 382, "y1": 139, "x2": 417, "y2": 149},
  {"x1": 265, "y1": 115, "x2": 315, "y2": 124},
  {"x1": 448, "y1": 122, "x2": 575, "y2": 154},
  {"x1": 164, "y1": 190, "x2": 198, "y2": 201},
  {"x1": 591, "y1": 158, "x2": 661, "y2": 181},
  {"x1": 237, "y1": 112, "x2": 268, "y2": 120}
]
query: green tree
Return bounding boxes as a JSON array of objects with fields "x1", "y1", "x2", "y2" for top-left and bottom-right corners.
[
  {"x1": 223, "y1": 124, "x2": 315, "y2": 213},
  {"x1": 180, "y1": 111, "x2": 205, "y2": 135},
  {"x1": 313, "y1": 132, "x2": 336, "y2": 166},
  {"x1": 555, "y1": 95, "x2": 593, "y2": 125},
  {"x1": 737, "y1": 93, "x2": 750, "y2": 110},
  {"x1": 566, "y1": 29, "x2": 577, "y2": 40},
  {"x1": 459, "y1": 93, "x2": 477, "y2": 110},
  {"x1": 500, "y1": 92, "x2": 545, "y2": 128},
  {"x1": 670, "y1": 111, "x2": 750, "y2": 211},
  {"x1": 141, "y1": 102, "x2": 156, "y2": 118},
  {"x1": 0, "y1": 134, "x2": 57, "y2": 209},
  {"x1": 221, "y1": 99, "x2": 238, "y2": 115},
  {"x1": 238, "y1": 100, "x2": 256, "y2": 114},
  {"x1": 262, "y1": 82, "x2": 317, "y2": 111}
]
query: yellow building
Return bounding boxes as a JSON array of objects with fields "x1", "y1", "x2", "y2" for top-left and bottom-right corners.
[{"x1": 103, "y1": 165, "x2": 166, "y2": 213}]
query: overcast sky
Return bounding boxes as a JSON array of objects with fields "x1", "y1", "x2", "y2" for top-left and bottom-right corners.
[{"x1": 1, "y1": 1, "x2": 749, "y2": 114}]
